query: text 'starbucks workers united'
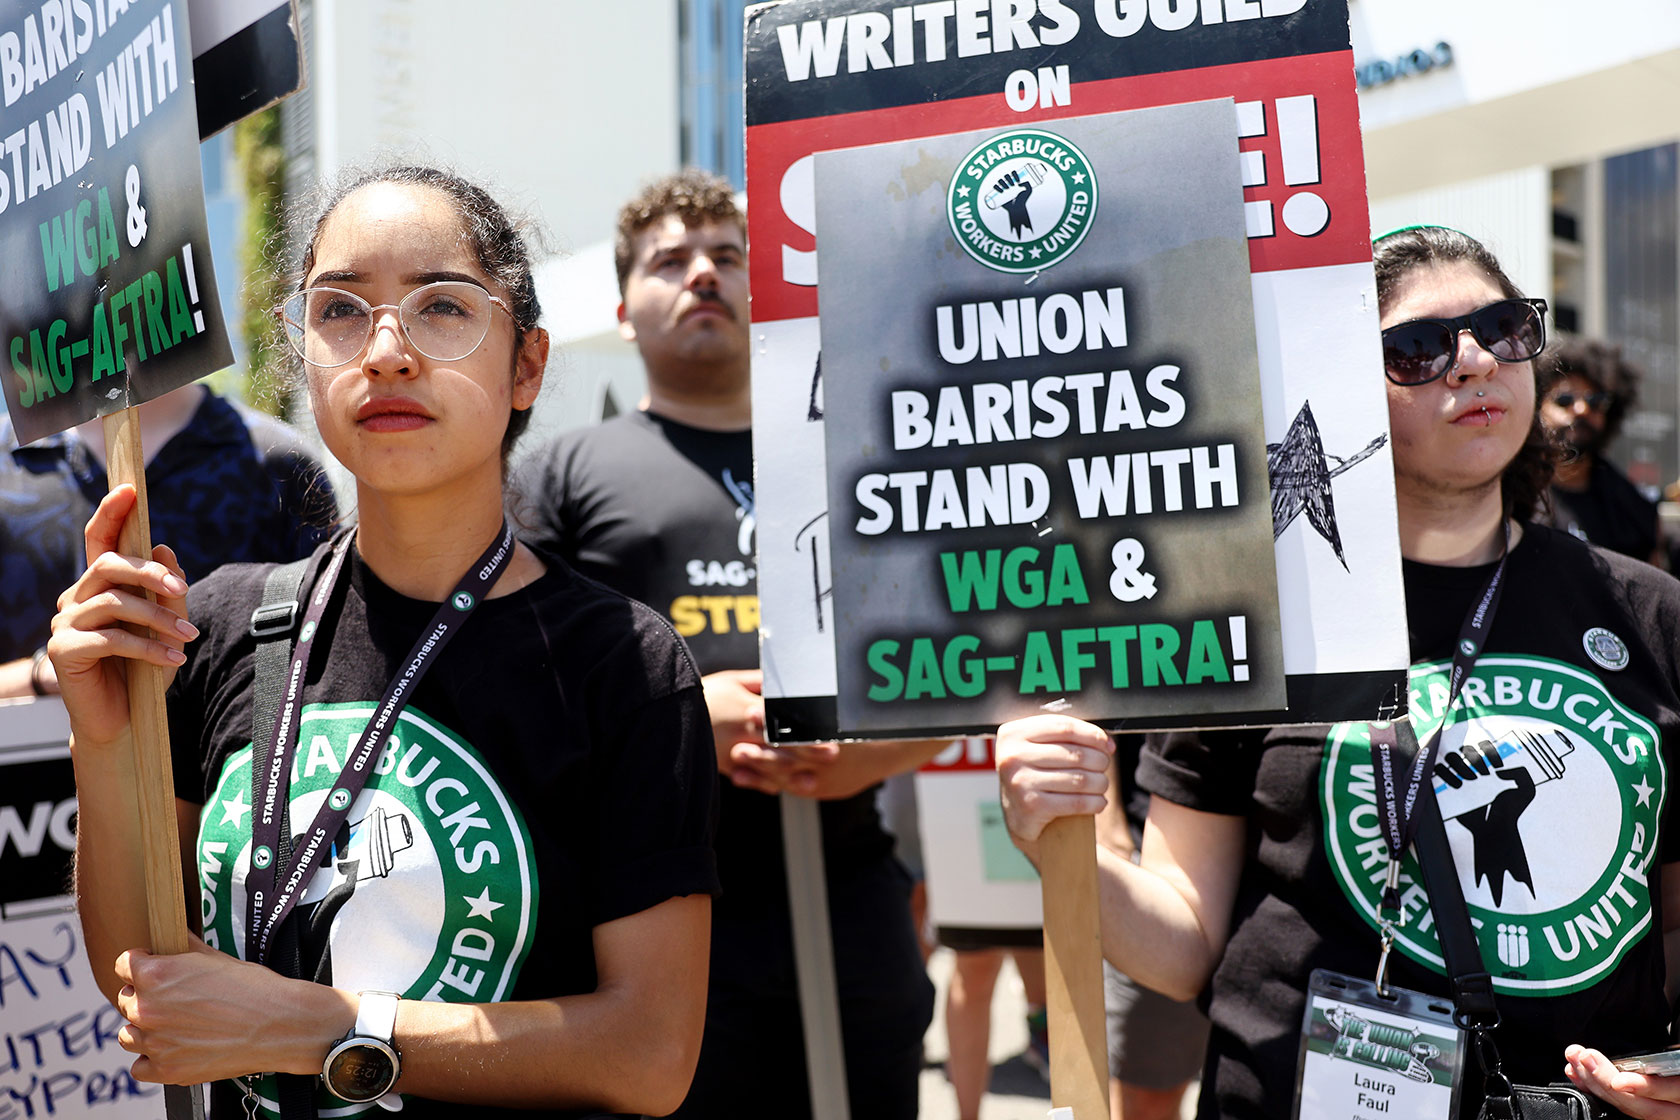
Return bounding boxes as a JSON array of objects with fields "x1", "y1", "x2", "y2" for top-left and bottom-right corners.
[
  {"x1": 947, "y1": 128, "x2": 1097, "y2": 274},
  {"x1": 198, "y1": 703, "x2": 538, "y2": 1118},
  {"x1": 1322, "y1": 654, "x2": 1666, "y2": 996}
]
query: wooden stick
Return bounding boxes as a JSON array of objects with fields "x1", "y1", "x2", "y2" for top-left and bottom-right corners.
[
  {"x1": 1039, "y1": 814, "x2": 1109, "y2": 1119},
  {"x1": 102, "y1": 410, "x2": 201, "y2": 1120},
  {"x1": 782, "y1": 794, "x2": 851, "y2": 1120},
  {"x1": 102, "y1": 409, "x2": 191, "y2": 957}
]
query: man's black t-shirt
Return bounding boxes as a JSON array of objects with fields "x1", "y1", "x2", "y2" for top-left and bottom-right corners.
[
  {"x1": 169, "y1": 546, "x2": 720, "y2": 1119},
  {"x1": 1140, "y1": 525, "x2": 1680, "y2": 1119},
  {"x1": 1547, "y1": 456, "x2": 1659, "y2": 563},
  {"x1": 516, "y1": 410, "x2": 896, "y2": 901}
]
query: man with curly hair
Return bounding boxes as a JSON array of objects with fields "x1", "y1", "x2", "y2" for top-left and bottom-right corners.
[
  {"x1": 518, "y1": 169, "x2": 937, "y2": 1119},
  {"x1": 1538, "y1": 335, "x2": 1662, "y2": 564}
]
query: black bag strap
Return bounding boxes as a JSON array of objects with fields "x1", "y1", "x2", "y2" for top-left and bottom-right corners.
[
  {"x1": 1412, "y1": 791, "x2": 1501, "y2": 1029},
  {"x1": 249, "y1": 559, "x2": 319, "y2": 1120},
  {"x1": 1385, "y1": 720, "x2": 1520, "y2": 1116}
]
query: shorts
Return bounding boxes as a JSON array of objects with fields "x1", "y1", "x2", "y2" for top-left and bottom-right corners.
[{"x1": 1105, "y1": 960, "x2": 1210, "y2": 1090}]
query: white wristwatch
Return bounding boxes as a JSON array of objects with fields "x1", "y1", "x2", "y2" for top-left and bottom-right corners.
[{"x1": 322, "y1": 990, "x2": 403, "y2": 1110}]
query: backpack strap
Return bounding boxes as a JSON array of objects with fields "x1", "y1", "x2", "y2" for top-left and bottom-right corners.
[{"x1": 247, "y1": 559, "x2": 319, "y2": 1120}]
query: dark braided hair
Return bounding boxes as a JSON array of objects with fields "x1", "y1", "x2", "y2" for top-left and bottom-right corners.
[{"x1": 1372, "y1": 226, "x2": 1556, "y2": 522}]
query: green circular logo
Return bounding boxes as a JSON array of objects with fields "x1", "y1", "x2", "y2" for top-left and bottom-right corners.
[
  {"x1": 251, "y1": 846, "x2": 272, "y2": 870},
  {"x1": 1322, "y1": 655, "x2": 1665, "y2": 996},
  {"x1": 328, "y1": 788, "x2": 351, "y2": 810},
  {"x1": 947, "y1": 128, "x2": 1097, "y2": 274},
  {"x1": 1459, "y1": 639, "x2": 1477, "y2": 656},
  {"x1": 452, "y1": 592, "x2": 475, "y2": 612},
  {"x1": 300, "y1": 620, "x2": 317, "y2": 642}
]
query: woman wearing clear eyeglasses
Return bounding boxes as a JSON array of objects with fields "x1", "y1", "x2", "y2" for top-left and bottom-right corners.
[
  {"x1": 992, "y1": 226, "x2": 1680, "y2": 1119},
  {"x1": 53, "y1": 166, "x2": 718, "y2": 1120}
]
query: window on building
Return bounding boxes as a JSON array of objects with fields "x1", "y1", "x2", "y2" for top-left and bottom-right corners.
[{"x1": 680, "y1": 0, "x2": 749, "y2": 188}]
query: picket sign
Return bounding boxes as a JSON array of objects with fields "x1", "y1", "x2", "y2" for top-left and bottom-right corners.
[{"x1": 101, "y1": 408, "x2": 204, "y2": 1120}]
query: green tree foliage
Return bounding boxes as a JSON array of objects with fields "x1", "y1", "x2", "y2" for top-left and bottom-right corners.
[{"x1": 233, "y1": 107, "x2": 289, "y2": 416}]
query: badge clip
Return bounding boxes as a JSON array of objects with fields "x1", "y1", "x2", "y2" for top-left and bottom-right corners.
[{"x1": 1375, "y1": 923, "x2": 1396, "y2": 998}]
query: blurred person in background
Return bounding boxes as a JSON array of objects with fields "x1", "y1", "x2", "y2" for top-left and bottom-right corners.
[
  {"x1": 1538, "y1": 335, "x2": 1663, "y2": 565},
  {"x1": 0, "y1": 383, "x2": 336, "y2": 698},
  {"x1": 518, "y1": 169, "x2": 938, "y2": 1119}
]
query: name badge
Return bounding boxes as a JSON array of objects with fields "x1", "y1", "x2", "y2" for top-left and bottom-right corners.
[{"x1": 1295, "y1": 969, "x2": 1464, "y2": 1119}]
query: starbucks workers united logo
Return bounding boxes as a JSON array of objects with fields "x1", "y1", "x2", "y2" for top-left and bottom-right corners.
[
  {"x1": 198, "y1": 703, "x2": 538, "y2": 1117},
  {"x1": 948, "y1": 128, "x2": 1097, "y2": 274},
  {"x1": 1322, "y1": 655, "x2": 1665, "y2": 996}
]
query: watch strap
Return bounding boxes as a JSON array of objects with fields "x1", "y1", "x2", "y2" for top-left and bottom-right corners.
[{"x1": 355, "y1": 991, "x2": 401, "y2": 1045}]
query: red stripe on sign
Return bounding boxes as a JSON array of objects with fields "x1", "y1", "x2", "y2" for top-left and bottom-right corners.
[{"x1": 746, "y1": 51, "x2": 1370, "y2": 324}]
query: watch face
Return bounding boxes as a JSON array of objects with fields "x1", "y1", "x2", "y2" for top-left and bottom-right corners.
[{"x1": 324, "y1": 1041, "x2": 397, "y2": 1103}]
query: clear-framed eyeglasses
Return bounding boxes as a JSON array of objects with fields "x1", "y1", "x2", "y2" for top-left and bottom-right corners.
[{"x1": 278, "y1": 280, "x2": 514, "y2": 368}]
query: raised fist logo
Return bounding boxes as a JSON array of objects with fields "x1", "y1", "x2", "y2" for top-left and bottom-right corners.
[{"x1": 983, "y1": 162, "x2": 1047, "y2": 239}]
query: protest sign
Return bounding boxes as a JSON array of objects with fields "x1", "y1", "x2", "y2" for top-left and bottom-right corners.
[
  {"x1": 1, "y1": 0, "x2": 233, "y2": 445},
  {"x1": 745, "y1": 0, "x2": 1410, "y2": 743},
  {"x1": 916, "y1": 738, "x2": 1044, "y2": 934},
  {"x1": 190, "y1": 0, "x2": 300, "y2": 139},
  {"x1": 0, "y1": 697, "x2": 162, "y2": 1120},
  {"x1": 818, "y1": 99, "x2": 1283, "y2": 734}
]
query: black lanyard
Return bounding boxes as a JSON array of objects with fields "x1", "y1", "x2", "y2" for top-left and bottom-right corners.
[
  {"x1": 244, "y1": 522, "x2": 516, "y2": 967},
  {"x1": 1369, "y1": 526, "x2": 1508, "y2": 915}
]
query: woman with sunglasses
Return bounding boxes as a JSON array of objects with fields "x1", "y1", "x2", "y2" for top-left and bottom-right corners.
[
  {"x1": 52, "y1": 166, "x2": 719, "y2": 1119},
  {"x1": 993, "y1": 226, "x2": 1680, "y2": 1118}
]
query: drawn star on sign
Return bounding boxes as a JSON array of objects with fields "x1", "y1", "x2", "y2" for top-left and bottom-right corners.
[{"x1": 1267, "y1": 400, "x2": 1388, "y2": 571}]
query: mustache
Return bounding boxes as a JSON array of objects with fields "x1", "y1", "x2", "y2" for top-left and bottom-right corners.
[{"x1": 685, "y1": 290, "x2": 737, "y2": 320}]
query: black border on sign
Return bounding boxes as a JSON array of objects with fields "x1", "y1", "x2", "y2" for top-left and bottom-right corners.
[
  {"x1": 195, "y1": 5, "x2": 302, "y2": 140},
  {"x1": 765, "y1": 669, "x2": 1409, "y2": 742}
]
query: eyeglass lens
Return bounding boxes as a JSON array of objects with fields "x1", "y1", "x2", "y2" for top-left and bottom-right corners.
[
  {"x1": 1381, "y1": 299, "x2": 1545, "y2": 386},
  {"x1": 284, "y1": 281, "x2": 496, "y2": 366}
]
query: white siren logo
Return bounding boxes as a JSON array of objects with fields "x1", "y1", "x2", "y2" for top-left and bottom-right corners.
[{"x1": 947, "y1": 128, "x2": 1097, "y2": 274}]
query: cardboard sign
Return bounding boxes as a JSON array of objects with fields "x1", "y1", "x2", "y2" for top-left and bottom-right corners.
[
  {"x1": 817, "y1": 100, "x2": 1284, "y2": 734},
  {"x1": 745, "y1": 0, "x2": 1410, "y2": 741},
  {"x1": 916, "y1": 738, "x2": 1044, "y2": 932},
  {"x1": 0, "y1": 0, "x2": 232, "y2": 445},
  {"x1": 190, "y1": 0, "x2": 302, "y2": 140},
  {"x1": 0, "y1": 698, "x2": 163, "y2": 1120}
]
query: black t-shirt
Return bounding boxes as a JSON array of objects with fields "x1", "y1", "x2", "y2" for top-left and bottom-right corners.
[
  {"x1": 169, "y1": 545, "x2": 720, "y2": 1119},
  {"x1": 1546, "y1": 457, "x2": 1659, "y2": 563},
  {"x1": 1140, "y1": 525, "x2": 1680, "y2": 1119},
  {"x1": 516, "y1": 411, "x2": 896, "y2": 903}
]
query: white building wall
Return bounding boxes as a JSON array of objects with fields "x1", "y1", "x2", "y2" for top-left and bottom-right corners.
[
  {"x1": 1353, "y1": 1, "x2": 1680, "y2": 200},
  {"x1": 310, "y1": 0, "x2": 681, "y2": 256},
  {"x1": 1367, "y1": 168, "x2": 1553, "y2": 304}
]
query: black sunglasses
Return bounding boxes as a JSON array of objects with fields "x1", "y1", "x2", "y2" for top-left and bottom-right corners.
[
  {"x1": 1381, "y1": 298, "x2": 1548, "y2": 386},
  {"x1": 1550, "y1": 390, "x2": 1610, "y2": 412}
]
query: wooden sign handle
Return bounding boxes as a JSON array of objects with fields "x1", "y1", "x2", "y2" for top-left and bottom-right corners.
[
  {"x1": 101, "y1": 410, "x2": 192, "y2": 957},
  {"x1": 1040, "y1": 814, "x2": 1110, "y2": 1119}
]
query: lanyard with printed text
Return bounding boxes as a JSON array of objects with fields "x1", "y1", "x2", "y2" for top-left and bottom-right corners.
[
  {"x1": 1368, "y1": 526, "x2": 1509, "y2": 918},
  {"x1": 244, "y1": 521, "x2": 515, "y2": 967}
]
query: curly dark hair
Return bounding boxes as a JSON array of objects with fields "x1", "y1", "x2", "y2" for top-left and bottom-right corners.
[
  {"x1": 290, "y1": 164, "x2": 545, "y2": 462},
  {"x1": 613, "y1": 168, "x2": 744, "y2": 294},
  {"x1": 1372, "y1": 226, "x2": 1556, "y2": 522},
  {"x1": 1537, "y1": 334, "x2": 1641, "y2": 445}
]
